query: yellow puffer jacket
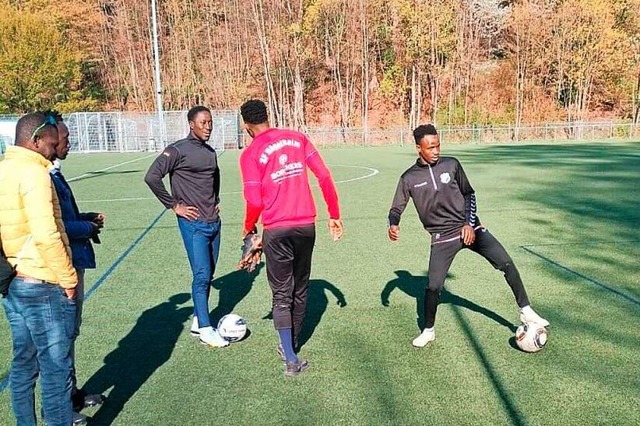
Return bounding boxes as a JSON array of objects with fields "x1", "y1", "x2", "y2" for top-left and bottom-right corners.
[{"x1": 0, "y1": 146, "x2": 77, "y2": 288}]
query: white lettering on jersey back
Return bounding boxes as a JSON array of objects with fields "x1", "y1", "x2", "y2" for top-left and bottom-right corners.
[
  {"x1": 259, "y1": 139, "x2": 301, "y2": 164},
  {"x1": 271, "y1": 162, "x2": 304, "y2": 183}
]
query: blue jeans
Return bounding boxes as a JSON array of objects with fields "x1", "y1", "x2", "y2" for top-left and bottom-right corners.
[
  {"x1": 2, "y1": 278, "x2": 76, "y2": 426},
  {"x1": 177, "y1": 218, "x2": 221, "y2": 329}
]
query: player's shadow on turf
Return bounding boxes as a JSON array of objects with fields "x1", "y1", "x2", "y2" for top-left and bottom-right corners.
[
  {"x1": 209, "y1": 263, "x2": 264, "y2": 325},
  {"x1": 381, "y1": 270, "x2": 516, "y2": 332},
  {"x1": 262, "y1": 279, "x2": 347, "y2": 350},
  {"x1": 81, "y1": 293, "x2": 192, "y2": 426}
]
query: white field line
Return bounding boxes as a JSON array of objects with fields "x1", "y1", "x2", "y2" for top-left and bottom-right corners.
[
  {"x1": 77, "y1": 164, "x2": 380, "y2": 203},
  {"x1": 67, "y1": 153, "x2": 157, "y2": 182}
]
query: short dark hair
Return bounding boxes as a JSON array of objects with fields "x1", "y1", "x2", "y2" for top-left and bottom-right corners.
[
  {"x1": 413, "y1": 124, "x2": 438, "y2": 144},
  {"x1": 15, "y1": 112, "x2": 57, "y2": 145},
  {"x1": 187, "y1": 105, "x2": 211, "y2": 122},
  {"x1": 240, "y1": 99, "x2": 268, "y2": 125}
]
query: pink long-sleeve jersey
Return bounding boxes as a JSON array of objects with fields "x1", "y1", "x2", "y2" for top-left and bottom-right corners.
[{"x1": 239, "y1": 128, "x2": 340, "y2": 233}]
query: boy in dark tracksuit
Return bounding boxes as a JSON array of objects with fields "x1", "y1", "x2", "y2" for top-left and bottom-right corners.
[{"x1": 387, "y1": 124, "x2": 548, "y2": 347}]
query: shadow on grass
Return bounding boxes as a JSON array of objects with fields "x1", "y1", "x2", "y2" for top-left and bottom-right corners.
[
  {"x1": 449, "y1": 302, "x2": 526, "y2": 426},
  {"x1": 455, "y1": 142, "x2": 640, "y2": 328},
  {"x1": 83, "y1": 293, "x2": 192, "y2": 426},
  {"x1": 262, "y1": 279, "x2": 347, "y2": 350},
  {"x1": 381, "y1": 270, "x2": 516, "y2": 332},
  {"x1": 209, "y1": 263, "x2": 264, "y2": 326},
  {"x1": 297, "y1": 279, "x2": 347, "y2": 350},
  {"x1": 381, "y1": 270, "x2": 526, "y2": 424}
]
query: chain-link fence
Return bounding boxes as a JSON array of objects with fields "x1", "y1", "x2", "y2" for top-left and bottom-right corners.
[
  {"x1": 1, "y1": 114, "x2": 639, "y2": 153},
  {"x1": 302, "y1": 121, "x2": 640, "y2": 147},
  {"x1": 66, "y1": 110, "x2": 240, "y2": 153}
]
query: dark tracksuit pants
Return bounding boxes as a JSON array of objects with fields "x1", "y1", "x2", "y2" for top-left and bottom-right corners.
[
  {"x1": 425, "y1": 227, "x2": 530, "y2": 328},
  {"x1": 263, "y1": 225, "x2": 316, "y2": 349}
]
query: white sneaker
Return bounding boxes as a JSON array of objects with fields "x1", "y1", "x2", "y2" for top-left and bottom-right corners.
[
  {"x1": 190, "y1": 316, "x2": 200, "y2": 337},
  {"x1": 412, "y1": 328, "x2": 435, "y2": 348},
  {"x1": 519, "y1": 306, "x2": 549, "y2": 327},
  {"x1": 199, "y1": 327, "x2": 229, "y2": 348}
]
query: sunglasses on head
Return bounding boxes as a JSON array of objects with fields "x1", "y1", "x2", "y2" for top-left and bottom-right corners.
[{"x1": 31, "y1": 115, "x2": 57, "y2": 140}]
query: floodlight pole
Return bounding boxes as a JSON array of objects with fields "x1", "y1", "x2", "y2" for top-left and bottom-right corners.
[{"x1": 151, "y1": 0, "x2": 165, "y2": 148}]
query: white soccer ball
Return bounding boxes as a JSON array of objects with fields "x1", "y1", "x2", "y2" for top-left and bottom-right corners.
[
  {"x1": 515, "y1": 323, "x2": 548, "y2": 353},
  {"x1": 217, "y1": 314, "x2": 248, "y2": 342}
]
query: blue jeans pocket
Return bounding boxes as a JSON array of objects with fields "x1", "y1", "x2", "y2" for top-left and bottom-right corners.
[{"x1": 58, "y1": 287, "x2": 77, "y2": 339}]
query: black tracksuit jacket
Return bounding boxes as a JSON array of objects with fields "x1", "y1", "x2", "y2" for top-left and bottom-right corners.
[
  {"x1": 144, "y1": 135, "x2": 220, "y2": 223},
  {"x1": 388, "y1": 157, "x2": 477, "y2": 243}
]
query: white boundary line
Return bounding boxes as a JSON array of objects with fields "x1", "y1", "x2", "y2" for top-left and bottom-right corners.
[
  {"x1": 330, "y1": 164, "x2": 379, "y2": 183},
  {"x1": 77, "y1": 164, "x2": 380, "y2": 203},
  {"x1": 67, "y1": 153, "x2": 157, "y2": 182}
]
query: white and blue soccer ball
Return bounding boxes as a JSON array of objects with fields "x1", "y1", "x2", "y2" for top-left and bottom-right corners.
[
  {"x1": 515, "y1": 323, "x2": 548, "y2": 353},
  {"x1": 217, "y1": 314, "x2": 248, "y2": 342}
]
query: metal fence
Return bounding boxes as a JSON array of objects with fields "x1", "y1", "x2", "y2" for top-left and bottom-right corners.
[
  {"x1": 302, "y1": 122, "x2": 640, "y2": 147},
  {"x1": 1, "y1": 113, "x2": 639, "y2": 154},
  {"x1": 66, "y1": 110, "x2": 240, "y2": 153}
]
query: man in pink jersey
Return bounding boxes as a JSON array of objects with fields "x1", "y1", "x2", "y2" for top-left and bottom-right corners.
[{"x1": 239, "y1": 99, "x2": 343, "y2": 377}]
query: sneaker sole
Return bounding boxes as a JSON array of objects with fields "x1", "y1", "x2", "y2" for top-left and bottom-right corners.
[
  {"x1": 284, "y1": 361, "x2": 309, "y2": 377},
  {"x1": 199, "y1": 338, "x2": 229, "y2": 348},
  {"x1": 412, "y1": 337, "x2": 435, "y2": 348}
]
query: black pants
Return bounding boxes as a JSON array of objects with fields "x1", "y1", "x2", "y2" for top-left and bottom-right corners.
[
  {"x1": 263, "y1": 225, "x2": 316, "y2": 347},
  {"x1": 425, "y1": 227, "x2": 530, "y2": 328}
]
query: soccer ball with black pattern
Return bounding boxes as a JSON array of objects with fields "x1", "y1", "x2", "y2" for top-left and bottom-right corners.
[
  {"x1": 515, "y1": 323, "x2": 548, "y2": 353},
  {"x1": 217, "y1": 314, "x2": 248, "y2": 342}
]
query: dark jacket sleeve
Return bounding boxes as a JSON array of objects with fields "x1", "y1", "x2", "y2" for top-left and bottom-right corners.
[
  {"x1": 455, "y1": 160, "x2": 477, "y2": 226},
  {"x1": 213, "y1": 164, "x2": 220, "y2": 206},
  {"x1": 388, "y1": 176, "x2": 410, "y2": 226},
  {"x1": 144, "y1": 146, "x2": 180, "y2": 209},
  {"x1": 51, "y1": 176, "x2": 93, "y2": 239}
]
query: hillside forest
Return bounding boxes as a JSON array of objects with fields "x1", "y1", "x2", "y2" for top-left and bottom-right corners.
[{"x1": 1, "y1": 0, "x2": 640, "y2": 129}]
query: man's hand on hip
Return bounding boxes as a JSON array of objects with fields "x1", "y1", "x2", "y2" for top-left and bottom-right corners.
[
  {"x1": 173, "y1": 203, "x2": 200, "y2": 220},
  {"x1": 461, "y1": 224, "x2": 476, "y2": 245}
]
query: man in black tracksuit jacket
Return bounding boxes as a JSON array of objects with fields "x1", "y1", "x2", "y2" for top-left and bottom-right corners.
[
  {"x1": 388, "y1": 124, "x2": 549, "y2": 348},
  {"x1": 144, "y1": 105, "x2": 229, "y2": 348}
]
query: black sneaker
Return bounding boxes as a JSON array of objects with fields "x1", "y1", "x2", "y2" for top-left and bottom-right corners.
[
  {"x1": 284, "y1": 359, "x2": 309, "y2": 377},
  {"x1": 72, "y1": 412, "x2": 87, "y2": 425},
  {"x1": 83, "y1": 393, "x2": 105, "y2": 407},
  {"x1": 73, "y1": 388, "x2": 105, "y2": 411}
]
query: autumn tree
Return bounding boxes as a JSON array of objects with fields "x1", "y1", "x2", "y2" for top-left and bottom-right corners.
[{"x1": 0, "y1": 1, "x2": 100, "y2": 113}]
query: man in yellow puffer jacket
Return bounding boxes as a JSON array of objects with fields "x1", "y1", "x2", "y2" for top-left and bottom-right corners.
[{"x1": 0, "y1": 112, "x2": 78, "y2": 426}]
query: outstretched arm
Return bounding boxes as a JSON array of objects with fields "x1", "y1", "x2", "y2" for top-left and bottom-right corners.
[
  {"x1": 304, "y1": 139, "x2": 343, "y2": 241},
  {"x1": 387, "y1": 177, "x2": 410, "y2": 241}
]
